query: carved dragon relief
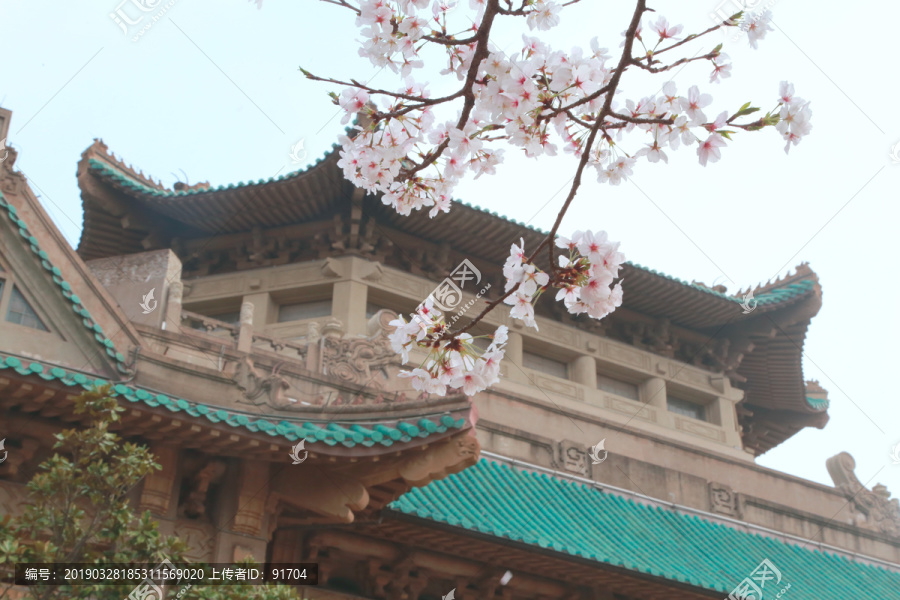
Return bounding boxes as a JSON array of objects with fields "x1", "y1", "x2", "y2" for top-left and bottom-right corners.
[
  {"x1": 321, "y1": 311, "x2": 400, "y2": 388},
  {"x1": 231, "y1": 311, "x2": 433, "y2": 410},
  {"x1": 826, "y1": 452, "x2": 900, "y2": 537}
]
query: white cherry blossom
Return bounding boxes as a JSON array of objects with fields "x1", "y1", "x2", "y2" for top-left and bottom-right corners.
[{"x1": 299, "y1": 0, "x2": 811, "y2": 396}]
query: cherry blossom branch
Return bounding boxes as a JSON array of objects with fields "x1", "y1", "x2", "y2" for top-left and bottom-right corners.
[
  {"x1": 451, "y1": 0, "x2": 648, "y2": 338},
  {"x1": 314, "y1": 0, "x2": 811, "y2": 396},
  {"x1": 402, "y1": 0, "x2": 502, "y2": 179},
  {"x1": 498, "y1": 0, "x2": 583, "y2": 16},
  {"x1": 302, "y1": 70, "x2": 463, "y2": 106},
  {"x1": 629, "y1": 52, "x2": 718, "y2": 73},
  {"x1": 649, "y1": 24, "x2": 723, "y2": 58},
  {"x1": 320, "y1": 0, "x2": 360, "y2": 14}
]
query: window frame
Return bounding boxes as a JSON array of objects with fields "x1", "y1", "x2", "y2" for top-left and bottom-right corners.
[
  {"x1": 596, "y1": 371, "x2": 641, "y2": 401},
  {"x1": 0, "y1": 254, "x2": 52, "y2": 334},
  {"x1": 666, "y1": 395, "x2": 707, "y2": 421},
  {"x1": 522, "y1": 350, "x2": 569, "y2": 380}
]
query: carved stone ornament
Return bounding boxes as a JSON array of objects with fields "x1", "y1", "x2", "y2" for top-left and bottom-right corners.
[
  {"x1": 708, "y1": 482, "x2": 742, "y2": 518},
  {"x1": 233, "y1": 357, "x2": 292, "y2": 406},
  {"x1": 557, "y1": 440, "x2": 589, "y2": 477},
  {"x1": 321, "y1": 310, "x2": 399, "y2": 387},
  {"x1": 826, "y1": 452, "x2": 900, "y2": 537},
  {"x1": 176, "y1": 521, "x2": 217, "y2": 563},
  {"x1": 180, "y1": 460, "x2": 227, "y2": 519}
]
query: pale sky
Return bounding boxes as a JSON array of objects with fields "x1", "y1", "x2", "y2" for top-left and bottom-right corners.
[{"x1": 1, "y1": 0, "x2": 899, "y2": 503}]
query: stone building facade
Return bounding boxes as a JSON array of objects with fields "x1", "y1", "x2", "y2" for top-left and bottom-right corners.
[{"x1": 1, "y1": 106, "x2": 899, "y2": 599}]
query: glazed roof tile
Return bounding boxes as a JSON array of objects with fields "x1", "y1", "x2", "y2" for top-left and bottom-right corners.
[
  {"x1": 85, "y1": 156, "x2": 816, "y2": 310},
  {"x1": 0, "y1": 354, "x2": 466, "y2": 448},
  {"x1": 389, "y1": 459, "x2": 900, "y2": 598},
  {"x1": 0, "y1": 190, "x2": 130, "y2": 374}
]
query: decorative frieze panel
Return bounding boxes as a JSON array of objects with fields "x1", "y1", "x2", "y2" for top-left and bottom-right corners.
[
  {"x1": 671, "y1": 365, "x2": 713, "y2": 389},
  {"x1": 556, "y1": 439, "x2": 589, "y2": 477},
  {"x1": 177, "y1": 521, "x2": 217, "y2": 562},
  {"x1": 532, "y1": 375, "x2": 581, "y2": 399},
  {"x1": 606, "y1": 396, "x2": 656, "y2": 422},
  {"x1": 600, "y1": 341, "x2": 651, "y2": 370},
  {"x1": 673, "y1": 417, "x2": 726, "y2": 442},
  {"x1": 708, "y1": 482, "x2": 742, "y2": 518}
]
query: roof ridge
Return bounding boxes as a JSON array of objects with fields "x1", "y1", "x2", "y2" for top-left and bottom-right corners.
[
  {"x1": 84, "y1": 146, "x2": 819, "y2": 308},
  {"x1": 0, "y1": 352, "x2": 468, "y2": 448},
  {"x1": 0, "y1": 190, "x2": 130, "y2": 374},
  {"x1": 743, "y1": 262, "x2": 819, "y2": 297},
  {"x1": 83, "y1": 139, "x2": 167, "y2": 191},
  {"x1": 85, "y1": 143, "x2": 343, "y2": 198}
]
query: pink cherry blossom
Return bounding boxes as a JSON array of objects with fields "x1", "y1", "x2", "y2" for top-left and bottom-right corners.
[
  {"x1": 312, "y1": 0, "x2": 809, "y2": 396},
  {"x1": 651, "y1": 16, "x2": 683, "y2": 41},
  {"x1": 681, "y1": 85, "x2": 712, "y2": 124},
  {"x1": 697, "y1": 134, "x2": 727, "y2": 166},
  {"x1": 746, "y1": 10, "x2": 774, "y2": 49}
]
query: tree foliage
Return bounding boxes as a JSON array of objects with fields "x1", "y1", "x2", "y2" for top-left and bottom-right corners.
[{"x1": 0, "y1": 387, "x2": 302, "y2": 600}]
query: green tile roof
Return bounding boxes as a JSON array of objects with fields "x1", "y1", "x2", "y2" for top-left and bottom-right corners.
[
  {"x1": 0, "y1": 190, "x2": 130, "y2": 373},
  {"x1": 806, "y1": 396, "x2": 830, "y2": 410},
  {"x1": 88, "y1": 156, "x2": 816, "y2": 309},
  {"x1": 87, "y1": 154, "x2": 334, "y2": 198},
  {"x1": 389, "y1": 459, "x2": 900, "y2": 598},
  {"x1": 0, "y1": 353, "x2": 466, "y2": 448}
]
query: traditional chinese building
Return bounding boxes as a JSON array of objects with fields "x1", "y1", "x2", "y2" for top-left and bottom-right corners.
[{"x1": 1, "y1": 105, "x2": 899, "y2": 599}]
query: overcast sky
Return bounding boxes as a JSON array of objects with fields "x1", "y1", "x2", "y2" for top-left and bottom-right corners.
[{"x1": 1, "y1": 0, "x2": 899, "y2": 504}]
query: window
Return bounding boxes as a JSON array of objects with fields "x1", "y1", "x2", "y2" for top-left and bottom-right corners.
[
  {"x1": 278, "y1": 300, "x2": 331, "y2": 322},
  {"x1": 6, "y1": 285, "x2": 48, "y2": 331},
  {"x1": 597, "y1": 373, "x2": 639, "y2": 401},
  {"x1": 667, "y1": 396, "x2": 706, "y2": 421},
  {"x1": 523, "y1": 351, "x2": 568, "y2": 379}
]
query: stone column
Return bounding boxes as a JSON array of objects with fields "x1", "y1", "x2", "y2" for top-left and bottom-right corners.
[
  {"x1": 138, "y1": 444, "x2": 179, "y2": 518},
  {"x1": 641, "y1": 377, "x2": 667, "y2": 409},
  {"x1": 712, "y1": 377, "x2": 746, "y2": 449},
  {"x1": 640, "y1": 377, "x2": 672, "y2": 426},
  {"x1": 232, "y1": 459, "x2": 270, "y2": 537},
  {"x1": 237, "y1": 302, "x2": 254, "y2": 353},
  {"x1": 332, "y1": 280, "x2": 368, "y2": 336},
  {"x1": 241, "y1": 292, "x2": 276, "y2": 327},
  {"x1": 570, "y1": 355, "x2": 597, "y2": 388}
]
